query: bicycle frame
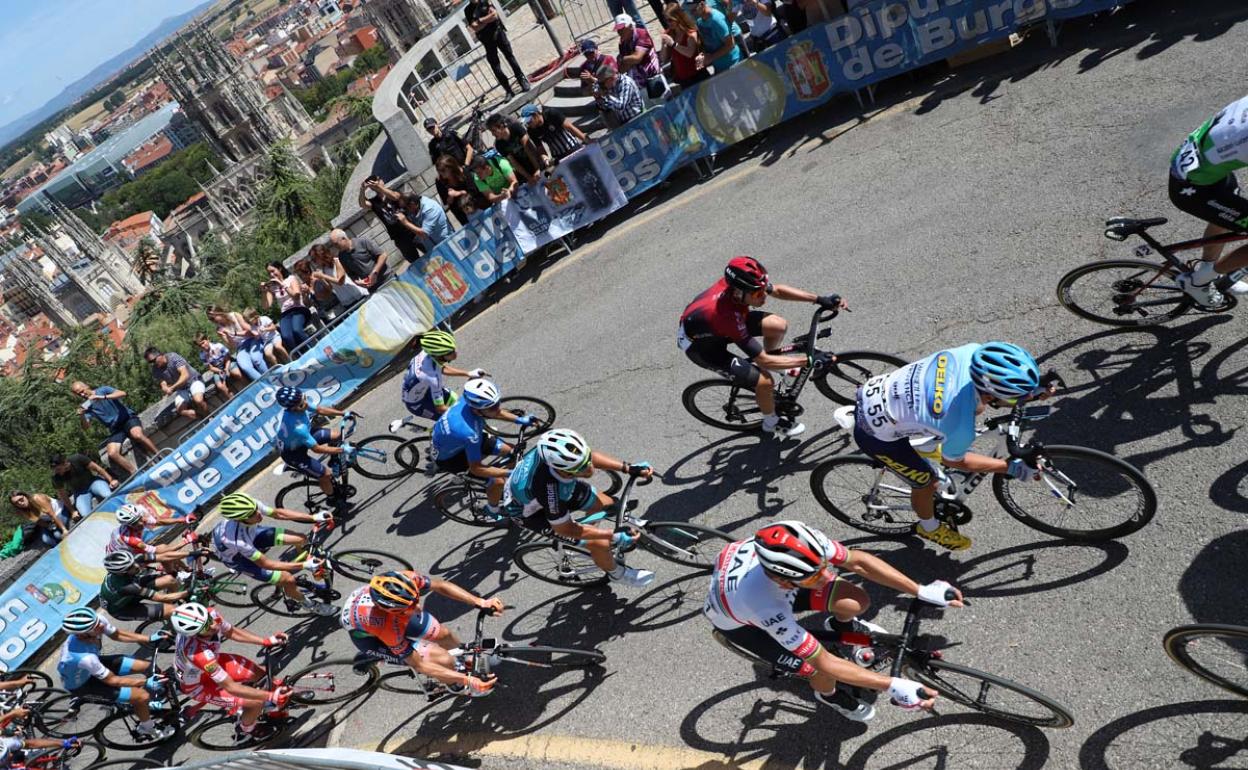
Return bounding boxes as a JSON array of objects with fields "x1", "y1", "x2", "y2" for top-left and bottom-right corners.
[{"x1": 1110, "y1": 224, "x2": 1248, "y2": 270}]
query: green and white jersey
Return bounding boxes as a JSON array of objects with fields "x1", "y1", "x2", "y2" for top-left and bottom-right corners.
[{"x1": 1171, "y1": 95, "x2": 1248, "y2": 186}]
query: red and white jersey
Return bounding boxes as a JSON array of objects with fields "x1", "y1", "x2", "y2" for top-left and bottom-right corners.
[
  {"x1": 174, "y1": 608, "x2": 235, "y2": 686},
  {"x1": 702, "y1": 538, "x2": 848, "y2": 655},
  {"x1": 105, "y1": 524, "x2": 148, "y2": 556}
]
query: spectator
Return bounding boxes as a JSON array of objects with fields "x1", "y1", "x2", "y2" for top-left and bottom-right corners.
[
  {"x1": 206, "y1": 306, "x2": 269, "y2": 382},
  {"x1": 593, "y1": 63, "x2": 645, "y2": 126},
  {"x1": 295, "y1": 256, "x2": 338, "y2": 321},
  {"x1": 310, "y1": 242, "x2": 369, "y2": 312},
  {"x1": 486, "y1": 113, "x2": 541, "y2": 183},
  {"x1": 426, "y1": 120, "x2": 475, "y2": 224},
  {"x1": 359, "y1": 176, "x2": 422, "y2": 263},
  {"x1": 243, "y1": 309, "x2": 288, "y2": 365},
  {"x1": 144, "y1": 346, "x2": 209, "y2": 420},
  {"x1": 521, "y1": 104, "x2": 586, "y2": 166},
  {"x1": 8, "y1": 492, "x2": 72, "y2": 548},
  {"x1": 469, "y1": 153, "x2": 519, "y2": 205},
  {"x1": 50, "y1": 452, "x2": 118, "y2": 517},
  {"x1": 464, "y1": 0, "x2": 530, "y2": 96},
  {"x1": 614, "y1": 15, "x2": 665, "y2": 98},
  {"x1": 740, "y1": 0, "x2": 786, "y2": 51},
  {"x1": 687, "y1": 0, "x2": 741, "y2": 73},
  {"x1": 435, "y1": 155, "x2": 484, "y2": 226},
  {"x1": 194, "y1": 333, "x2": 244, "y2": 398},
  {"x1": 69, "y1": 381, "x2": 158, "y2": 477},
  {"x1": 662, "y1": 3, "x2": 710, "y2": 88},
  {"x1": 395, "y1": 193, "x2": 454, "y2": 257},
  {"x1": 605, "y1": 0, "x2": 645, "y2": 27},
  {"x1": 262, "y1": 260, "x2": 313, "y2": 352},
  {"x1": 329, "y1": 228, "x2": 389, "y2": 292},
  {"x1": 578, "y1": 39, "x2": 617, "y2": 96}
]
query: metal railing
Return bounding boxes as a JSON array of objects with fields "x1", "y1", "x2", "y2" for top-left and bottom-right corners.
[{"x1": 556, "y1": 0, "x2": 616, "y2": 44}]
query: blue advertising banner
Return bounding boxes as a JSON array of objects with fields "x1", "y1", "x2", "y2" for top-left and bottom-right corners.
[
  {"x1": 0, "y1": 213, "x2": 523, "y2": 671},
  {"x1": 501, "y1": 144, "x2": 629, "y2": 252}
]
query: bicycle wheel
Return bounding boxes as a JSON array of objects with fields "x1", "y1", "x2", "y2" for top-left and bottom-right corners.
[
  {"x1": 134, "y1": 618, "x2": 175, "y2": 653},
  {"x1": 350, "y1": 435, "x2": 411, "y2": 480},
  {"x1": 810, "y1": 456, "x2": 917, "y2": 536},
  {"x1": 395, "y1": 435, "x2": 430, "y2": 471},
  {"x1": 905, "y1": 658, "x2": 1073, "y2": 728},
  {"x1": 251, "y1": 583, "x2": 314, "y2": 618},
  {"x1": 993, "y1": 446, "x2": 1156, "y2": 541},
  {"x1": 1056, "y1": 258, "x2": 1200, "y2": 327},
  {"x1": 1163, "y1": 624, "x2": 1248, "y2": 698},
  {"x1": 376, "y1": 667, "x2": 429, "y2": 695},
  {"x1": 682, "y1": 379, "x2": 762, "y2": 431},
  {"x1": 275, "y1": 480, "x2": 320, "y2": 510},
  {"x1": 4, "y1": 669, "x2": 52, "y2": 690},
  {"x1": 37, "y1": 694, "x2": 114, "y2": 738},
  {"x1": 204, "y1": 572, "x2": 253, "y2": 608},
  {"x1": 85, "y1": 759, "x2": 164, "y2": 770},
  {"x1": 640, "y1": 523, "x2": 733, "y2": 569},
  {"x1": 21, "y1": 686, "x2": 69, "y2": 709},
  {"x1": 597, "y1": 468, "x2": 624, "y2": 497},
  {"x1": 494, "y1": 645, "x2": 606, "y2": 668},
  {"x1": 332, "y1": 548, "x2": 413, "y2": 582},
  {"x1": 287, "y1": 657, "x2": 380, "y2": 705},
  {"x1": 434, "y1": 484, "x2": 509, "y2": 529},
  {"x1": 813, "y1": 351, "x2": 908, "y2": 405},
  {"x1": 190, "y1": 715, "x2": 285, "y2": 750},
  {"x1": 94, "y1": 709, "x2": 179, "y2": 751},
  {"x1": 487, "y1": 397, "x2": 556, "y2": 438},
  {"x1": 512, "y1": 541, "x2": 609, "y2": 588}
]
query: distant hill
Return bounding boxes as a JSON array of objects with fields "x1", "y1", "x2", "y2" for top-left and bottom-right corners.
[{"x1": 0, "y1": 0, "x2": 214, "y2": 148}]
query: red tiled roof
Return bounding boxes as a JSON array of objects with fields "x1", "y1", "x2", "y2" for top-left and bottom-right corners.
[{"x1": 123, "y1": 135, "x2": 174, "y2": 174}]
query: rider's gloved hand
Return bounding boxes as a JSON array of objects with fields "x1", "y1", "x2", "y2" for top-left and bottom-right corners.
[
  {"x1": 625, "y1": 461, "x2": 652, "y2": 479},
  {"x1": 1007, "y1": 458, "x2": 1041, "y2": 481},
  {"x1": 465, "y1": 674, "x2": 496, "y2": 697},
  {"x1": 301, "y1": 557, "x2": 323, "y2": 574},
  {"x1": 809, "y1": 351, "x2": 835, "y2": 372},
  {"x1": 263, "y1": 632, "x2": 288, "y2": 647},
  {"x1": 61, "y1": 738, "x2": 80, "y2": 750},
  {"x1": 468, "y1": 368, "x2": 489, "y2": 378},
  {"x1": 514, "y1": 415, "x2": 535, "y2": 427},
  {"x1": 816, "y1": 294, "x2": 843, "y2": 310},
  {"x1": 340, "y1": 444, "x2": 357, "y2": 462},
  {"x1": 917, "y1": 580, "x2": 962, "y2": 607},
  {"x1": 144, "y1": 675, "x2": 165, "y2": 693},
  {"x1": 149, "y1": 630, "x2": 171, "y2": 644},
  {"x1": 610, "y1": 531, "x2": 636, "y2": 549},
  {"x1": 311, "y1": 510, "x2": 333, "y2": 523},
  {"x1": 266, "y1": 685, "x2": 293, "y2": 709},
  {"x1": 887, "y1": 678, "x2": 931, "y2": 710}
]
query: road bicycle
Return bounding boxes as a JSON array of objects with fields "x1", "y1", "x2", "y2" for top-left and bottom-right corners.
[
  {"x1": 810, "y1": 383, "x2": 1157, "y2": 542},
  {"x1": 511, "y1": 473, "x2": 734, "y2": 587},
  {"x1": 1056, "y1": 216, "x2": 1248, "y2": 326},
  {"x1": 289, "y1": 606, "x2": 603, "y2": 703},
  {"x1": 274, "y1": 414, "x2": 409, "y2": 509},
  {"x1": 0, "y1": 727, "x2": 103, "y2": 770},
  {"x1": 1163, "y1": 623, "x2": 1248, "y2": 698},
  {"x1": 714, "y1": 594, "x2": 1074, "y2": 728},
  {"x1": 682, "y1": 307, "x2": 907, "y2": 432}
]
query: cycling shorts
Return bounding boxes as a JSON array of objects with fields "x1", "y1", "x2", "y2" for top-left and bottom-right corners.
[
  {"x1": 1169, "y1": 172, "x2": 1248, "y2": 232},
  {"x1": 281, "y1": 429, "x2": 333, "y2": 479},
  {"x1": 682, "y1": 310, "x2": 772, "y2": 387},
  {"x1": 106, "y1": 602, "x2": 165, "y2": 622},
  {"x1": 70, "y1": 655, "x2": 140, "y2": 703},
  {"x1": 434, "y1": 436, "x2": 501, "y2": 475},
  {"x1": 349, "y1": 633, "x2": 438, "y2": 666},
  {"x1": 223, "y1": 527, "x2": 278, "y2": 582},
  {"x1": 103, "y1": 416, "x2": 142, "y2": 447},
  {"x1": 180, "y1": 653, "x2": 264, "y2": 710},
  {"x1": 713, "y1": 584, "x2": 843, "y2": 679},
  {"x1": 853, "y1": 422, "x2": 936, "y2": 489}
]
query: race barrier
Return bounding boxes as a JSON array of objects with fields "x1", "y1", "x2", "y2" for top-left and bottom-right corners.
[{"x1": 0, "y1": 0, "x2": 1129, "y2": 669}]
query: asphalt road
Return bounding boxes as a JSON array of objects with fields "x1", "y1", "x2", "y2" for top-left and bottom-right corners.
[{"x1": 92, "y1": 2, "x2": 1248, "y2": 768}]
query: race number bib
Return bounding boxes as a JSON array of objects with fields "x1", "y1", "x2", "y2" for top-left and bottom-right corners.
[
  {"x1": 1173, "y1": 139, "x2": 1202, "y2": 179},
  {"x1": 857, "y1": 375, "x2": 893, "y2": 435}
]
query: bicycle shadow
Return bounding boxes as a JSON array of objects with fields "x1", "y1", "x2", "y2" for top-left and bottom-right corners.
[
  {"x1": 841, "y1": 713, "x2": 1053, "y2": 770},
  {"x1": 1078, "y1": 699, "x2": 1248, "y2": 769},
  {"x1": 425, "y1": 526, "x2": 531, "y2": 624},
  {"x1": 1177, "y1": 529, "x2": 1247, "y2": 626}
]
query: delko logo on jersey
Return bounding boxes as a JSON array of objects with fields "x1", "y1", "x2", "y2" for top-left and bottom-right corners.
[{"x1": 929, "y1": 353, "x2": 950, "y2": 414}]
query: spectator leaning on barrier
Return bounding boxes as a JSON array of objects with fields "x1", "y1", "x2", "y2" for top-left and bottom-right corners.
[
  {"x1": 521, "y1": 104, "x2": 586, "y2": 166},
  {"x1": 330, "y1": 228, "x2": 390, "y2": 293},
  {"x1": 69, "y1": 381, "x2": 159, "y2": 476},
  {"x1": 8, "y1": 492, "x2": 73, "y2": 547},
  {"x1": 195, "y1": 333, "x2": 244, "y2": 399},
  {"x1": 740, "y1": 0, "x2": 786, "y2": 51},
  {"x1": 295, "y1": 257, "x2": 338, "y2": 321},
  {"x1": 395, "y1": 193, "x2": 454, "y2": 258},
  {"x1": 50, "y1": 452, "x2": 118, "y2": 517},
  {"x1": 262, "y1": 260, "x2": 314, "y2": 353},
  {"x1": 206, "y1": 306, "x2": 269, "y2": 382},
  {"x1": 614, "y1": 15, "x2": 666, "y2": 98},
  {"x1": 464, "y1": 0, "x2": 531, "y2": 96},
  {"x1": 470, "y1": 153, "x2": 519, "y2": 204},
  {"x1": 578, "y1": 39, "x2": 617, "y2": 96},
  {"x1": 244, "y1": 309, "x2": 288, "y2": 365},
  {"x1": 435, "y1": 156, "x2": 483, "y2": 226},
  {"x1": 486, "y1": 113, "x2": 541, "y2": 184},
  {"x1": 144, "y1": 347, "x2": 209, "y2": 421},
  {"x1": 594, "y1": 63, "x2": 645, "y2": 126},
  {"x1": 310, "y1": 241, "x2": 369, "y2": 311},
  {"x1": 359, "y1": 176, "x2": 423, "y2": 263},
  {"x1": 662, "y1": 3, "x2": 710, "y2": 87},
  {"x1": 687, "y1": 0, "x2": 741, "y2": 73}
]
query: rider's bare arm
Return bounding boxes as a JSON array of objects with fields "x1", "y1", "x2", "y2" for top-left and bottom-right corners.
[
  {"x1": 943, "y1": 453, "x2": 1008, "y2": 475},
  {"x1": 428, "y1": 579, "x2": 503, "y2": 613}
]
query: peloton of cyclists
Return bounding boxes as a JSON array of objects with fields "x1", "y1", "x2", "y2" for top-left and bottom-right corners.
[
  {"x1": 394, "y1": 329, "x2": 488, "y2": 433},
  {"x1": 274, "y1": 386, "x2": 353, "y2": 512}
]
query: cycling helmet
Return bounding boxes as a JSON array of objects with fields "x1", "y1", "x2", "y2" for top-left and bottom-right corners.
[
  {"x1": 115, "y1": 504, "x2": 144, "y2": 526},
  {"x1": 969, "y1": 342, "x2": 1041, "y2": 401},
  {"x1": 61, "y1": 608, "x2": 100, "y2": 634},
  {"x1": 420, "y1": 330, "x2": 457, "y2": 358},
  {"x1": 171, "y1": 602, "x2": 212, "y2": 635},
  {"x1": 724, "y1": 256, "x2": 769, "y2": 293},
  {"x1": 538, "y1": 429, "x2": 591, "y2": 473},
  {"x1": 753, "y1": 520, "x2": 833, "y2": 581},
  {"x1": 103, "y1": 551, "x2": 139, "y2": 574},
  {"x1": 462, "y1": 378, "x2": 501, "y2": 410},
  {"x1": 218, "y1": 492, "x2": 259, "y2": 520},
  {"x1": 275, "y1": 386, "x2": 303, "y2": 409},
  {"x1": 369, "y1": 571, "x2": 422, "y2": 610}
]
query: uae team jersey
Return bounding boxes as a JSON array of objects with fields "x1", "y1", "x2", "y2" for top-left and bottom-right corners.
[
  {"x1": 856, "y1": 343, "x2": 981, "y2": 461},
  {"x1": 678, "y1": 278, "x2": 765, "y2": 357},
  {"x1": 1172, "y1": 94, "x2": 1248, "y2": 185},
  {"x1": 401, "y1": 352, "x2": 448, "y2": 409}
]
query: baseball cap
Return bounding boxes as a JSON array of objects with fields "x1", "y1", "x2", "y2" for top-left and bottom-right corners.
[
  {"x1": 613, "y1": 13, "x2": 635, "y2": 29},
  {"x1": 519, "y1": 104, "x2": 540, "y2": 123},
  {"x1": 579, "y1": 38, "x2": 598, "y2": 53},
  {"x1": 423, "y1": 117, "x2": 438, "y2": 128}
]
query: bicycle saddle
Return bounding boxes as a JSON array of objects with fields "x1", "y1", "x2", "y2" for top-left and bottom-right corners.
[{"x1": 1104, "y1": 216, "x2": 1167, "y2": 240}]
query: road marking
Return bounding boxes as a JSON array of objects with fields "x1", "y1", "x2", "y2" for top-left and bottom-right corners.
[{"x1": 357, "y1": 732, "x2": 789, "y2": 770}]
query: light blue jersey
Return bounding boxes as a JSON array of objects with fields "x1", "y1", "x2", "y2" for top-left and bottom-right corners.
[
  {"x1": 431, "y1": 399, "x2": 487, "y2": 462},
  {"x1": 275, "y1": 409, "x2": 317, "y2": 458}
]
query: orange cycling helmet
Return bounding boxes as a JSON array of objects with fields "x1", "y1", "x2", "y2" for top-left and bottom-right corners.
[{"x1": 369, "y1": 571, "x2": 423, "y2": 610}]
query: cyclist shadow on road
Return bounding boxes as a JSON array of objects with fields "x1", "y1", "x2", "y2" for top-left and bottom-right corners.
[{"x1": 1078, "y1": 699, "x2": 1248, "y2": 770}]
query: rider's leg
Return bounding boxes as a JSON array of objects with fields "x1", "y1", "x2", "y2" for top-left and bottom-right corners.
[
  {"x1": 584, "y1": 537, "x2": 617, "y2": 573},
  {"x1": 318, "y1": 469, "x2": 336, "y2": 498},
  {"x1": 237, "y1": 700, "x2": 265, "y2": 730},
  {"x1": 911, "y1": 481, "x2": 937, "y2": 524},
  {"x1": 754, "y1": 369, "x2": 776, "y2": 415},
  {"x1": 425, "y1": 619, "x2": 463, "y2": 651},
  {"x1": 127, "y1": 686, "x2": 153, "y2": 721},
  {"x1": 486, "y1": 478, "x2": 505, "y2": 508},
  {"x1": 760, "y1": 313, "x2": 788, "y2": 353},
  {"x1": 1201, "y1": 222, "x2": 1231, "y2": 262},
  {"x1": 277, "y1": 571, "x2": 303, "y2": 603}
]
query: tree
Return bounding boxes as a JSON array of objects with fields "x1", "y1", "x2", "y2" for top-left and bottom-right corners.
[{"x1": 132, "y1": 238, "x2": 162, "y2": 285}]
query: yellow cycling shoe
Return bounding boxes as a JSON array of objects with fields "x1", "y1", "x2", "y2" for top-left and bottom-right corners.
[{"x1": 915, "y1": 521, "x2": 972, "y2": 551}]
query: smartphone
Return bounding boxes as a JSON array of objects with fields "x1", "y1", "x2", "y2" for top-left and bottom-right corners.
[{"x1": 1022, "y1": 404, "x2": 1052, "y2": 420}]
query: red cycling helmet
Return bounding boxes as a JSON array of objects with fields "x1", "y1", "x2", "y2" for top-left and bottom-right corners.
[{"x1": 724, "y1": 256, "x2": 769, "y2": 293}]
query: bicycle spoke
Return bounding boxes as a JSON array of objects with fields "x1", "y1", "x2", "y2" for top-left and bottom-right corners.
[
  {"x1": 1056, "y1": 259, "x2": 1196, "y2": 326},
  {"x1": 811, "y1": 457, "x2": 916, "y2": 535}
]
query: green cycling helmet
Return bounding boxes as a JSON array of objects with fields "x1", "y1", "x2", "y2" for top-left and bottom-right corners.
[
  {"x1": 420, "y1": 330, "x2": 457, "y2": 358},
  {"x1": 218, "y1": 492, "x2": 259, "y2": 520}
]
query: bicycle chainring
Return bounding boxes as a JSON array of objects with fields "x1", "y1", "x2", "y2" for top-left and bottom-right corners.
[
  {"x1": 933, "y1": 499, "x2": 973, "y2": 526},
  {"x1": 776, "y1": 400, "x2": 804, "y2": 419}
]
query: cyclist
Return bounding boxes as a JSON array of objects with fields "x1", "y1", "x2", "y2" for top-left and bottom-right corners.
[
  {"x1": 704, "y1": 520, "x2": 962, "y2": 722},
  {"x1": 171, "y1": 602, "x2": 290, "y2": 739},
  {"x1": 678, "y1": 256, "x2": 846, "y2": 438},
  {"x1": 430, "y1": 377, "x2": 536, "y2": 518},
  {"x1": 503, "y1": 428, "x2": 656, "y2": 589},
  {"x1": 274, "y1": 386, "x2": 352, "y2": 511},
  {"x1": 210, "y1": 492, "x2": 336, "y2": 616},
  {"x1": 55, "y1": 608, "x2": 172, "y2": 740},
  {"x1": 105, "y1": 504, "x2": 189, "y2": 572},
  {"x1": 0, "y1": 722, "x2": 79, "y2": 768},
  {"x1": 341, "y1": 570, "x2": 503, "y2": 696},
  {"x1": 100, "y1": 551, "x2": 188, "y2": 622},
  {"x1": 852, "y1": 341, "x2": 1051, "y2": 551},
  {"x1": 1170, "y1": 95, "x2": 1248, "y2": 307},
  {"x1": 394, "y1": 330, "x2": 487, "y2": 432}
]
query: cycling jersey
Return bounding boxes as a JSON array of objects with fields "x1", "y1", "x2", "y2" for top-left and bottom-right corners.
[
  {"x1": 56, "y1": 617, "x2": 120, "y2": 690},
  {"x1": 275, "y1": 409, "x2": 318, "y2": 459},
  {"x1": 703, "y1": 537, "x2": 847, "y2": 656},
  {"x1": 0, "y1": 737, "x2": 24, "y2": 766},
  {"x1": 431, "y1": 399, "x2": 487, "y2": 463},
  {"x1": 401, "y1": 353, "x2": 449, "y2": 414},
  {"x1": 1172, "y1": 95, "x2": 1248, "y2": 186},
  {"x1": 339, "y1": 573, "x2": 439, "y2": 659},
  {"x1": 677, "y1": 278, "x2": 768, "y2": 358},
  {"x1": 99, "y1": 570, "x2": 161, "y2": 613},
  {"x1": 105, "y1": 523, "x2": 152, "y2": 558},
  {"x1": 855, "y1": 344, "x2": 980, "y2": 462},
  {"x1": 174, "y1": 608, "x2": 234, "y2": 686},
  {"x1": 502, "y1": 447, "x2": 596, "y2": 525},
  {"x1": 210, "y1": 505, "x2": 278, "y2": 565}
]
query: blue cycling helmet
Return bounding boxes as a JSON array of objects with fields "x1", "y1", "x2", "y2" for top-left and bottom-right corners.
[
  {"x1": 275, "y1": 386, "x2": 303, "y2": 408},
  {"x1": 462, "y1": 378, "x2": 501, "y2": 409},
  {"x1": 969, "y1": 342, "x2": 1041, "y2": 401}
]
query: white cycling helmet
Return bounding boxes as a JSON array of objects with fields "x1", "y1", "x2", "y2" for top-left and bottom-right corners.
[
  {"x1": 115, "y1": 504, "x2": 144, "y2": 525},
  {"x1": 462, "y1": 377, "x2": 501, "y2": 410},
  {"x1": 171, "y1": 602, "x2": 212, "y2": 635},
  {"x1": 104, "y1": 551, "x2": 139, "y2": 574},
  {"x1": 61, "y1": 608, "x2": 101, "y2": 634},
  {"x1": 753, "y1": 520, "x2": 834, "y2": 581},
  {"x1": 538, "y1": 429, "x2": 592, "y2": 472}
]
